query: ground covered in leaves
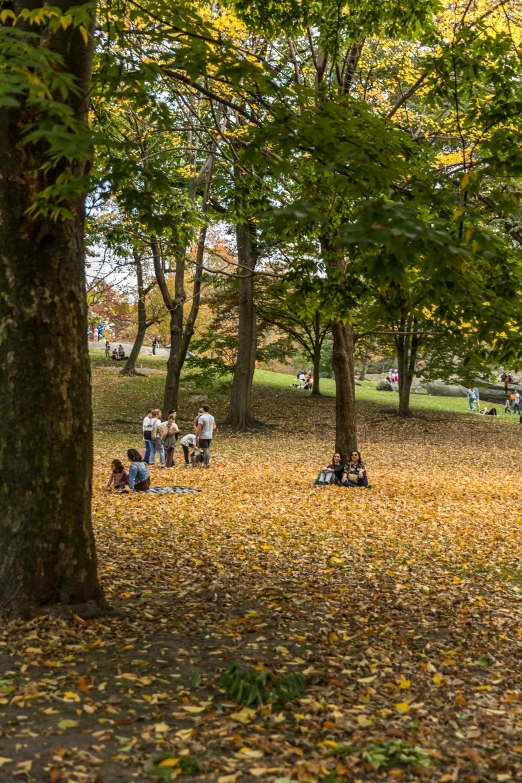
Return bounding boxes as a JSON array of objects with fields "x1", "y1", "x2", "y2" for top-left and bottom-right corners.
[{"x1": 2, "y1": 368, "x2": 522, "y2": 783}]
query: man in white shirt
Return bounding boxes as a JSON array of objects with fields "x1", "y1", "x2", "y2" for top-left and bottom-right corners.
[
  {"x1": 195, "y1": 404, "x2": 216, "y2": 467},
  {"x1": 142, "y1": 409, "x2": 153, "y2": 463}
]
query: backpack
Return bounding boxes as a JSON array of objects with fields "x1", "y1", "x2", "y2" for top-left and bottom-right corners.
[{"x1": 151, "y1": 419, "x2": 164, "y2": 440}]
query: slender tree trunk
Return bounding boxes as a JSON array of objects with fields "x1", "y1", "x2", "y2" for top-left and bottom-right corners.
[
  {"x1": 0, "y1": 3, "x2": 103, "y2": 617},
  {"x1": 312, "y1": 311, "x2": 321, "y2": 395},
  {"x1": 121, "y1": 251, "x2": 147, "y2": 376},
  {"x1": 225, "y1": 220, "x2": 263, "y2": 429},
  {"x1": 397, "y1": 318, "x2": 420, "y2": 417},
  {"x1": 321, "y1": 236, "x2": 357, "y2": 455},
  {"x1": 358, "y1": 350, "x2": 369, "y2": 381}
]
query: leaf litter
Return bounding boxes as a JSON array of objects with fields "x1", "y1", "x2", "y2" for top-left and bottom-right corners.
[{"x1": 1, "y1": 369, "x2": 522, "y2": 781}]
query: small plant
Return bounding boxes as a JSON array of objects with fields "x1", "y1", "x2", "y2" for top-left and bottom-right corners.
[
  {"x1": 190, "y1": 669, "x2": 202, "y2": 688},
  {"x1": 145, "y1": 752, "x2": 203, "y2": 781},
  {"x1": 327, "y1": 740, "x2": 433, "y2": 771},
  {"x1": 218, "y1": 663, "x2": 305, "y2": 706}
]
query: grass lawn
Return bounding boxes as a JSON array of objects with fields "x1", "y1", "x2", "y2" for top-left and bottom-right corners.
[{"x1": 2, "y1": 353, "x2": 520, "y2": 780}]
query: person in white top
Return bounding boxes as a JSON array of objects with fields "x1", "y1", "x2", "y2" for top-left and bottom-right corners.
[
  {"x1": 195, "y1": 404, "x2": 216, "y2": 467},
  {"x1": 142, "y1": 410, "x2": 153, "y2": 463},
  {"x1": 148, "y1": 408, "x2": 165, "y2": 466},
  {"x1": 180, "y1": 433, "x2": 201, "y2": 466}
]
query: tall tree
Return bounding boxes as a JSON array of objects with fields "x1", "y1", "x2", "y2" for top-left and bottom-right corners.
[{"x1": 0, "y1": 3, "x2": 103, "y2": 616}]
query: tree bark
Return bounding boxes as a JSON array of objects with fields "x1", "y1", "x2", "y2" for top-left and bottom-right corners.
[
  {"x1": 0, "y1": 3, "x2": 103, "y2": 617},
  {"x1": 397, "y1": 317, "x2": 420, "y2": 417},
  {"x1": 225, "y1": 220, "x2": 263, "y2": 429},
  {"x1": 312, "y1": 310, "x2": 321, "y2": 395},
  {"x1": 332, "y1": 321, "x2": 358, "y2": 458},
  {"x1": 358, "y1": 350, "x2": 369, "y2": 381},
  {"x1": 121, "y1": 251, "x2": 148, "y2": 376},
  {"x1": 321, "y1": 236, "x2": 357, "y2": 456}
]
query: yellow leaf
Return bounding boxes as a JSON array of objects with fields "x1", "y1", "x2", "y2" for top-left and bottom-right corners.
[
  {"x1": 398, "y1": 678, "x2": 411, "y2": 689},
  {"x1": 158, "y1": 758, "x2": 180, "y2": 768},
  {"x1": 181, "y1": 705, "x2": 205, "y2": 713},
  {"x1": 357, "y1": 715, "x2": 373, "y2": 727},
  {"x1": 64, "y1": 691, "x2": 81, "y2": 701},
  {"x1": 476, "y1": 685, "x2": 492, "y2": 691},
  {"x1": 395, "y1": 702, "x2": 410, "y2": 713},
  {"x1": 432, "y1": 674, "x2": 445, "y2": 686},
  {"x1": 78, "y1": 24, "x2": 89, "y2": 44},
  {"x1": 236, "y1": 748, "x2": 264, "y2": 759},
  {"x1": 231, "y1": 707, "x2": 257, "y2": 724},
  {"x1": 358, "y1": 675, "x2": 377, "y2": 683},
  {"x1": 0, "y1": 758, "x2": 12, "y2": 768},
  {"x1": 0, "y1": 9, "x2": 16, "y2": 22},
  {"x1": 154, "y1": 722, "x2": 170, "y2": 733}
]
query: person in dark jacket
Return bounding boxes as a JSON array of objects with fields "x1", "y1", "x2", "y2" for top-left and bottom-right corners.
[{"x1": 315, "y1": 453, "x2": 345, "y2": 485}]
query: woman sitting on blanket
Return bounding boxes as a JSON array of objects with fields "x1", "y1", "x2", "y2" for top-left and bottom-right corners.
[
  {"x1": 342, "y1": 450, "x2": 369, "y2": 488},
  {"x1": 315, "y1": 452, "x2": 345, "y2": 485},
  {"x1": 127, "y1": 448, "x2": 151, "y2": 491}
]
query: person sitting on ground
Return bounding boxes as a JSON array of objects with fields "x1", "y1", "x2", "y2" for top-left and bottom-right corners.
[
  {"x1": 303, "y1": 374, "x2": 313, "y2": 390},
  {"x1": 162, "y1": 413, "x2": 179, "y2": 469},
  {"x1": 111, "y1": 348, "x2": 119, "y2": 360},
  {"x1": 118, "y1": 344, "x2": 126, "y2": 359},
  {"x1": 180, "y1": 432, "x2": 201, "y2": 466},
  {"x1": 342, "y1": 450, "x2": 369, "y2": 488},
  {"x1": 106, "y1": 459, "x2": 129, "y2": 490},
  {"x1": 127, "y1": 449, "x2": 151, "y2": 491},
  {"x1": 315, "y1": 452, "x2": 345, "y2": 485}
]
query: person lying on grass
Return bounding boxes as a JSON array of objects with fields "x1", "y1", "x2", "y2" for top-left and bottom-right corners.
[
  {"x1": 106, "y1": 459, "x2": 129, "y2": 491},
  {"x1": 342, "y1": 451, "x2": 369, "y2": 488},
  {"x1": 127, "y1": 448, "x2": 151, "y2": 491},
  {"x1": 315, "y1": 452, "x2": 345, "y2": 485}
]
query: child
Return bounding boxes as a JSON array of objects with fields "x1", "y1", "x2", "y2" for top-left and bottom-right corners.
[{"x1": 107, "y1": 459, "x2": 129, "y2": 490}]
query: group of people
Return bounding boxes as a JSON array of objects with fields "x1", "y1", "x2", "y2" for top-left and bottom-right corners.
[
  {"x1": 292, "y1": 370, "x2": 314, "y2": 391},
  {"x1": 315, "y1": 451, "x2": 370, "y2": 488},
  {"x1": 107, "y1": 404, "x2": 217, "y2": 492},
  {"x1": 106, "y1": 342, "x2": 127, "y2": 361}
]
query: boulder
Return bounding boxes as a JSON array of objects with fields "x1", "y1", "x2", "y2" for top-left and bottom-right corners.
[
  {"x1": 376, "y1": 379, "x2": 393, "y2": 392},
  {"x1": 475, "y1": 386, "x2": 509, "y2": 404},
  {"x1": 426, "y1": 380, "x2": 468, "y2": 398}
]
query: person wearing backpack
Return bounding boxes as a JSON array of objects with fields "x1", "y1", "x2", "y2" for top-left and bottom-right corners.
[{"x1": 149, "y1": 408, "x2": 165, "y2": 466}]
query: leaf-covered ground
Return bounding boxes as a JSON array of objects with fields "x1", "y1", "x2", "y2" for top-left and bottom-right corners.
[{"x1": 1, "y1": 367, "x2": 522, "y2": 783}]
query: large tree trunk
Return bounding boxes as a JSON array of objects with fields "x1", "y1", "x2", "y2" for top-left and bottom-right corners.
[
  {"x1": 121, "y1": 251, "x2": 147, "y2": 376},
  {"x1": 225, "y1": 221, "x2": 263, "y2": 430},
  {"x1": 321, "y1": 236, "x2": 357, "y2": 456},
  {"x1": 0, "y1": 3, "x2": 103, "y2": 617},
  {"x1": 332, "y1": 322, "x2": 358, "y2": 458}
]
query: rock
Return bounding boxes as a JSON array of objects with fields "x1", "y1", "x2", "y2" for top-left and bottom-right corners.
[
  {"x1": 475, "y1": 387, "x2": 509, "y2": 404},
  {"x1": 188, "y1": 394, "x2": 206, "y2": 402},
  {"x1": 426, "y1": 380, "x2": 468, "y2": 398},
  {"x1": 376, "y1": 379, "x2": 393, "y2": 391}
]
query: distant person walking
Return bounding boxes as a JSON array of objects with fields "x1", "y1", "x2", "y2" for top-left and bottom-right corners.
[
  {"x1": 467, "y1": 388, "x2": 477, "y2": 412},
  {"x1": 195, "y1": 404, "x2": 216, "y2": 468},
  {"x1": 514, "y1": 391, "x2": 521, "y2": 415},
  {"x1": 105, "y1": 340, "x2": 110, "y2": 359},
  {"x1": 152, "y1": 337, "x2": 157, "y2": 356}
]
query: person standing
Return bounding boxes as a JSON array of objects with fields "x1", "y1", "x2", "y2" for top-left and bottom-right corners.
[
  {"x1": 105, "y1": 340, "x2": 110, "y2": 359},
  {"x1": 142, "y1": 409, "x2": 153, "y2": 463},
  {"x1": 152, "y1": 337, "x2": 157, "y2": 356},
  {"x1": 473, "y1": 387, "x2": 480, "y2": 409},
  {"x1": 514, "y1": 391, "x2": 521, "y2": 415},
  {"x1": 467, "y1": 388, "x2": 476, "y2": 412},
  {"x1": 195, "y1": 404, "x2": 216, "y2": 468},
  {"x1": 162, "y1": 414, "x2": 179, "y2": 468},
  {"x1": 149, "y1": 409, "x2": 165, "y2": 466}
]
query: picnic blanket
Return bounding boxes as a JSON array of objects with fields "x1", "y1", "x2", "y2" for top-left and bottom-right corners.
[{"x1": 139, "y1": 485, "x2": 201, "y2": 495}]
